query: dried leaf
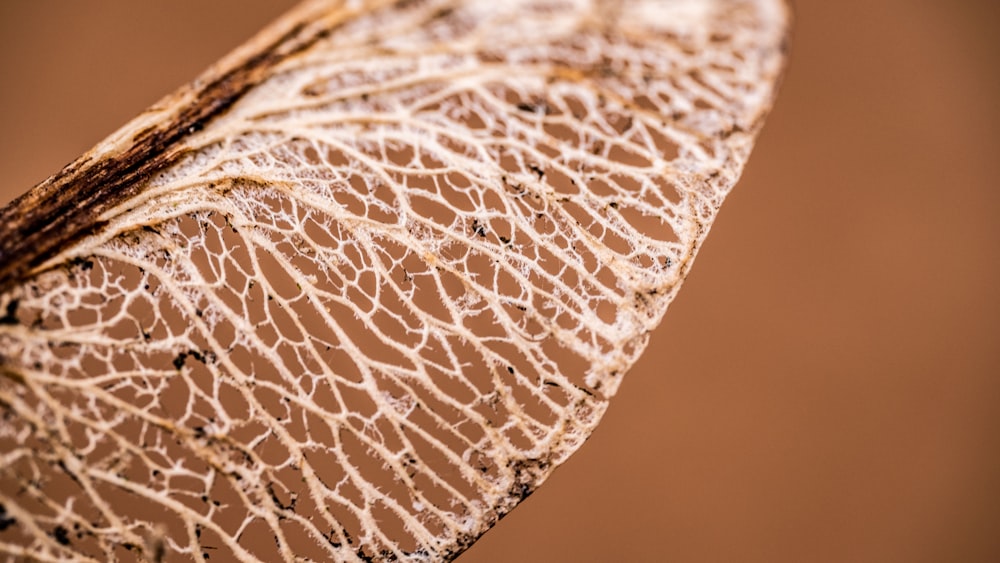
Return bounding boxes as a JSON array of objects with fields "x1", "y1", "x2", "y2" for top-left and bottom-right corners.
[{"x1": 0, "y1": 1, "x2": 788, "y2": 560}]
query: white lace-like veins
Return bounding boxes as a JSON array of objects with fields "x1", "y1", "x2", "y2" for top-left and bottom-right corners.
[{"x1": 0, "y1": 0, "x2": 787, "y2": 561}]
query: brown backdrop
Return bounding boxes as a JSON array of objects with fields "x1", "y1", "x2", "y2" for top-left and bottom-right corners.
[{"x1": 1, "y1": 2, "x2": 997, "y2": 562}]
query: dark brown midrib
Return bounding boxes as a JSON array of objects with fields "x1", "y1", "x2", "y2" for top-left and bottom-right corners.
[{"x1": 0, "y1": 15, "x2": 336, "y2": 296}]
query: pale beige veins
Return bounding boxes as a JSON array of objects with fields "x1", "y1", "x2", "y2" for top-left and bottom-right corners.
[{"x1": 0, "y1": 0, "x2": 788, "y2": 561}]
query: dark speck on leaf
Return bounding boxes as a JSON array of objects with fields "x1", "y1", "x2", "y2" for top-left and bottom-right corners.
[
  {"x1": 53, "y1": 525, "x2": 70, "y2": 546},
  {"x1": 471, "y1": 219, "x2": 487, "y2": 237},
  {"x1": 68, "y1": 256, "x2": 94, "y2": 271},
  {"x1": 0, "y1": 504, "x2": 15, "y2": 531},
  {"x1": 173, "y1": 352, "x2": 187, "y2": 370},
  {"x1": 0, "y1": 299, "x2": 19, "y2": 325}
]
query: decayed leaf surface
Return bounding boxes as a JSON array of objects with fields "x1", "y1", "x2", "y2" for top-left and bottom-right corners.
[{"x1": 0, "y1": 0, "x2": 787, "y2": 560}]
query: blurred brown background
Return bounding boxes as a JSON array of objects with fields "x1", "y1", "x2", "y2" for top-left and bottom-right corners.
[{"x1": 1, "y1": 1, "x2": 997, "y2": 562}]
